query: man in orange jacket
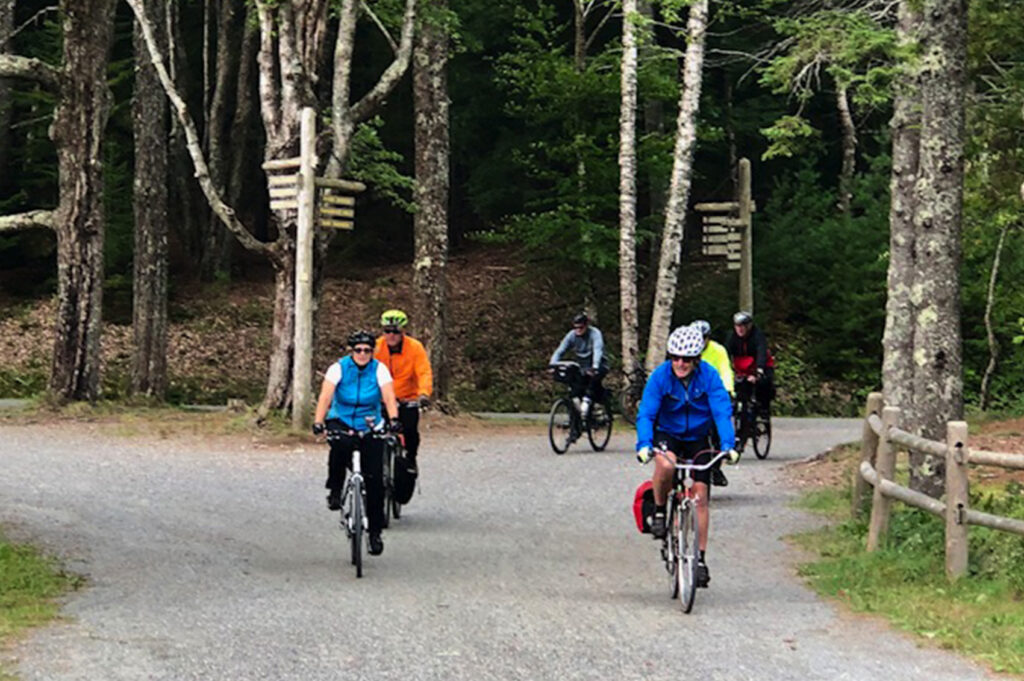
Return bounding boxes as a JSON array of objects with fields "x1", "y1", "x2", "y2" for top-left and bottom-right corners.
[{"x1": 374, "y1": 309, "x2": 433, "y2": 467}]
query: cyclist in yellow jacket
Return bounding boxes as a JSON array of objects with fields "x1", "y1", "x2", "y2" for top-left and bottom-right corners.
[
  {"x1": 374, "y1": 309, "x2": 433, "y2": 469},
  {"x1": 692, "y1": 320, "x2": 734, "y2": 487}
]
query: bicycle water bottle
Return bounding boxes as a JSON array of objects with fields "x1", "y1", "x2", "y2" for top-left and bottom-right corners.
[
  {"x1": 581, "y1": 396, "x2": 591, "y2": 417},
  {"x1": 573, "y1": 396, "x2": 582, "y2": 412}
]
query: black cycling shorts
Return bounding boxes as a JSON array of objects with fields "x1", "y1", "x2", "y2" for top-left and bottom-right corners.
[{"x1": 654, "y1": 431, "x2": 714, "y2": 486}]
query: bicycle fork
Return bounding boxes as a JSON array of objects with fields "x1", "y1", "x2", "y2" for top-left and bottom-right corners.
[{"x1": 342, "y1": 447, "x2": 369, "y2": 535}]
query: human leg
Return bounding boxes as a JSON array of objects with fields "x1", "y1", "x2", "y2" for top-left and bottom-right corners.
[
  {"x1": 399, "y1": 402, "x2": 421, "y2": 464},
  {"x1": 326, "y1": 433, "x2": 355, "y2": 509}
]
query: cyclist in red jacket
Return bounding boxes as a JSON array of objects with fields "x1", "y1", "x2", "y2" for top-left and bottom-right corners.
[{"x1": 725, "y1": 311, "x2": 775, "y2": 417}]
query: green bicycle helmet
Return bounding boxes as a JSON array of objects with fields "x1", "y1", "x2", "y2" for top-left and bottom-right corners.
[{"x1": 380, "y1": 309, "x2": 409, "y2": 328}]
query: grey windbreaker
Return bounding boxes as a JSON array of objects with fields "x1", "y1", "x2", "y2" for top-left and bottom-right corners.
[{"x1": 549, "y1": 327, "x2": 608, "y2": 370}]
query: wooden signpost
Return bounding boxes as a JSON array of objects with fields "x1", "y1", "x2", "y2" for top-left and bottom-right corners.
[
  {"x1": 695, "y1": 157, "x2": 754, "y2": 313},
  {"x1": 261, "y1": 108, "x2": 367, "y2": 430}
]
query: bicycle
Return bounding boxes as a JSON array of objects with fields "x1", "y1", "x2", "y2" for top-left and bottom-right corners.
[
  {"x1": 653, "y1": 448, "x2": 730, "y2": 613},
  {"x1": 547, "y1": 361, "x2": 613, "y2": 454},
  {"x1": 617, "y1": 360, "x2": 647, "y2": 426},
  {"x1": 733, "y1": 377, "x2": 771, "y2": 459},
  {"x1": 388, "y1": 398, "x2": 422, "y2": 522},
  {"x1": 327, "y1": 419, "x2": 394, "y2": 578}
]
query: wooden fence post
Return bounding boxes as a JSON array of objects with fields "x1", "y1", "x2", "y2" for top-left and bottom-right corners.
[
  {"x1": 945, "y1": 420, "x2": 969, "y2": 580},
  {"x1": 867, "y1": 406, "x2": 900, "y2": 551},
  {"x1": 292, "y1": 107, "x2": 317, "y2": 431},
  {"x1": 853, "y1": 392, "x2": 884, "y2": 518}
]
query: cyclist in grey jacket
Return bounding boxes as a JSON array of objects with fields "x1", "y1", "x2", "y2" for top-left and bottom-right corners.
[{"x1": 549, "y1": 312, "x2": 609, "y2": 404}]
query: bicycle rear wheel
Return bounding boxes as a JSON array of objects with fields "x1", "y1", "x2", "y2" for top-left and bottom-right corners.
[
  {"x1": 754, "y1": 417, "x2": 772, "y2": 459},
  {"x1": 350, "y1": 479, "x2": 363, "y2": 578},
  {"x1": 677, "y1": 501, "x2": 699, "y2": 613},
  {"x1": 586, "y1": 400, "x2": 613, "y2": 451},
  {"x1": 548, "y1": 398, "x2": 573, "y2": 454},
  {"x1": 382, "y1": 446, "x2": 394, "y2": 529}
]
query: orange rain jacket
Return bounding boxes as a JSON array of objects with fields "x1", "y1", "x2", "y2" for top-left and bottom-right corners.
[{"x1": 374, "y1": 334, "x2": 433, "y2": 402}]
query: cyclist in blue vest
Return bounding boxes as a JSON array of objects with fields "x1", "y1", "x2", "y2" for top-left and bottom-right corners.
[
  {"x1": 635, "y1": 325, "x2": 739, "y2": 587},
  {"x1": 313, "y1": 330, "x2": 402, "y2": 556}
]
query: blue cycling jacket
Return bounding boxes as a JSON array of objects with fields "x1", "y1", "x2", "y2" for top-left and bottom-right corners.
[
  {"x1": 635, "y1": 360, "x2": 735, "y2": 451},
  {"x1": 327, "y1": 356, "x2": 383, "y2": 430}
]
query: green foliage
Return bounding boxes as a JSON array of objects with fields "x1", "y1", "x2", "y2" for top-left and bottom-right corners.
[
  {"x1": 0, "y1": 532, "x2": 78, "y2": 656},
  {"x1": 757, "y1": 153, "x2": 890, "y2": 388},
  {"x1": 347, "y1": 117, "x2": 415, "y2": 214},
  {"x1": 796, "y1": 485, "x2": 1024, "y2": 673}
]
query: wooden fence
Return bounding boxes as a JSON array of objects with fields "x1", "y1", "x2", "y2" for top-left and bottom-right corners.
[{"x1": 851, "y1": 392, "x2": 1024, "y2": 580}]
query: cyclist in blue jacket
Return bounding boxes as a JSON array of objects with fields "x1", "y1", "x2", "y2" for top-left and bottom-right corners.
[
  {"x1": 313, "y1": 330, "x2": 402, "y2": 556},
  {"x1": 636, "y1": 324, "x2": 739, "y2": 587}
]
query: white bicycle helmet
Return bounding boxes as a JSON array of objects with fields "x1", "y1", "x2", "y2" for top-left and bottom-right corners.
[
  {"x1": 667, "y1": 325, "x2": 704, "y2": 357},
  {"x1": 692, "y1": 319, "x2": 711, "y2": 337}
]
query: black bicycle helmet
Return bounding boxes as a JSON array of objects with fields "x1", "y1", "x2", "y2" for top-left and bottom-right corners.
[
  {"x1": 732, "y1": 311, "x2": 753, "y2": 326},
  {"x1": 573, "y1": 312, "x2": 588, "y2": 325},
  {"x1": 347, "y1": 330, "x2": 376, "y2": 348}
]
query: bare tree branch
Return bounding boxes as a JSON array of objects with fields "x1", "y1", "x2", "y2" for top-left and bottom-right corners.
[
  {"x1": 0, "y1": 54, "x2": 59, "y2": 90},
  {"x1": 361, "y1": 0, "x2": 398, "y2": 54},
  {"x1": 584, "y1": 4, "x2": 617, "y2": 54},
  {"x1": 124, "y1": 0, "x2": 271, "y2": 256},
  {"x1": 0, "y1": 209, "x2": 54, "y2": 232},
  {"x1": 349, "y1": 0, "x2": 417, "y2": 123}
]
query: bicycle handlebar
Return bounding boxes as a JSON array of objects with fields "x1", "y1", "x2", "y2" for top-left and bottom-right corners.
[{"x1": 654, "y1": 448, "x2": 730, "y2": 471}]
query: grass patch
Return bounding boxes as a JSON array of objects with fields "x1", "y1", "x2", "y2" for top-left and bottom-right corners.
[
  {"x1": 794, "y1": 482, "x2": 1024, "y2": 674},
  {"x1": 0, "y1": 532, "x2": 79, "y2": 677}
]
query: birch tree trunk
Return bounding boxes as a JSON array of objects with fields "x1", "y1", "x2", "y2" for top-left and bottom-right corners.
[
  {"x1": 49, "y1": 0, "x2": 117, "y2": 402},
  {"x1": 131, "y1": 6, "x2": 169, "y2": 399},
  {"x1": 413, "y1": 0, "x2": 451, "y2": 400},
  {"x1": 644, "y1": 0, "x2": 707, "y2": 375},
  {"x1": 0, "y1": 0, "x2": 13, "y2": 194},
  {"x1": 979, "y1": 223, "x2": 1013, "y2": 410},
  {"x1": 618, "y1": 0, "x2": 641, "y2": 386},
  {"x1": 836, "y1": 82, "x2": 857, "y2": 214},
  {"x1": 882, "y1": 0, "x2": 922, "y2": 417}
]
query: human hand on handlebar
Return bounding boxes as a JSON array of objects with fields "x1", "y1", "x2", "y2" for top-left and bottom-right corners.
[
  {"x1": 636, "y1": 446, "x2": 652, "y2": 465},
  {"x1": 312, "y1": 422, "x2": 325, "y2": 436},
  {"x1": 418, "y1": 394, "x2": 430, "y2": 409},
  {"x1": 726, "y1": 448, "x2": 740, "y2": 465}
]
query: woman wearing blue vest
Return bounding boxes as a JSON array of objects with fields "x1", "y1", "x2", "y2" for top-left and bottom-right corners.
[{"x1": 313, "y1": 330, "x2": 401, "y2": 556}]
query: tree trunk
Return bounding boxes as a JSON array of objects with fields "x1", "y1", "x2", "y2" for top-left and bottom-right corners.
[
  {"x1": 131, "y1": 6, "x2": 169, "y2": 399},
  {"x1": 907, "y1": 0, "x2": 967, "y2": 498},
  {"x1": 226, "y1": 15, "x2": 259, "y2": 220},
  {"x1": 0, "y1": 0, "x2": 13, "y2": 195},
  {"x1": 261, "y1": 257, "x2": 297, "y2": 416},
  {"x1": 836, "y1": 82, "x2": 857, "y2": 214},
  {"x1": 167, "y1": 0, "x2": 203, "y2": 267},
  {"x1": 413, "y1": 0, "x2": 450, "y2": 400},
  {"x1": 618, "y1": 0, "x2": 641, "y2": 387},
  {"x1": 639, "y1": 0, "x2": 664, "y2": 275},
  {"x1": 49, "y1": 0, "x2": 116, "y2": 402},
  {"x1": 201, "y1": 0, "x2": 245, "y2": 280},
  {"x1": 882, "y1": 1, "x2": 922, "y2": 418},
  {"x1": 644, "y1": 0, "x2": 707, "y2": 375},
  {"x1": 979, "y1": 223, "x2": 1013, "y2": 410}
]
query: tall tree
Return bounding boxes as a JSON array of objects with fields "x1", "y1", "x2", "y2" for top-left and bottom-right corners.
[
  {"x1": 413, "y1": 0, "x2": 451, "y2": 400},
  {"x1": 618, "y1": 0, "x2": 641, "y2": 388},
  {"x1": 131, "y1": 1, "x2": 169, "y2": 399},
  {"x1": 0, "y1": 0, "x2": 13, "y2": 194},
  {"x1": 883, "y1": 0, "x2": 967, "y2": 498},
  {"x1": 48, "y1": 0, "x2": 118, "y2": 400},
  {"x1": 645, "y1": 0, "x2": 708, "y2": 374},
  {"x1": 128, "y1": 0, "x2": 417, "y2": 419}
]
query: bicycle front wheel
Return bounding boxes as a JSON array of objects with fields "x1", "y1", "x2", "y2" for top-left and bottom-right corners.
[
  {"x1": 754, "y1": 417, "x2": 772, "y2": 459},
  {"x1": 677, "y1": 501, "x2": 699, "y2": 613},
  {"x1": 548, "y1": 399, "x2": 573, "y2": 454},
  {"x1": 666, "y1": 500, "x2": 679, "y2": 599},
  {"x1": 586, "y1": 400, "x2": 613, "y2": 451},
  {"x1": 350, "y1": 479, "x2": 363, "y2": 578},
  {"x1": 382, "y1": 447, "x2": 394, "y2": 529}
]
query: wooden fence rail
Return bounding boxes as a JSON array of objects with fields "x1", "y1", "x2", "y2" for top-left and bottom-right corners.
[{"x1": 852, "y1": 392, "x2": 1024, "y2": 581}]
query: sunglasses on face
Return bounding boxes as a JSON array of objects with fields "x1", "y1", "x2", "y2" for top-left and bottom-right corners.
[
  {"x1": 352, "y1": 347, "x2": 373, "y2": 355},
  {"x1": 383, "y1": 328, "x2": 402, "y2": 335},
  {"x1": 670, "y1": 355, "x2": 699, "y2": 364},
  {"x1": 573, "y1": 325, "x2": 586, "y2": 331}
]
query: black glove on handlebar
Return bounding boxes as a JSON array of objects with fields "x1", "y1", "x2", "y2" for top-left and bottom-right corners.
[
  {"x1": 312, "y1": 422, "x2": 326, "y2": 436},
  {"x1": 388, "y1": 418, "x2": 404, "y2": 434}
]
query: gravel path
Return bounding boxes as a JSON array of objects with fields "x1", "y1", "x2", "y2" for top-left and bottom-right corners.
[{"x1": 0, "y1": 418, "x2": 993, "y2": 681}]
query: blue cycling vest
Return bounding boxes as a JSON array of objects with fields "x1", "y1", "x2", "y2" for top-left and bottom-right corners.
[{"x1": 327, "y1": 356, "x2": 383, "y2": 430}]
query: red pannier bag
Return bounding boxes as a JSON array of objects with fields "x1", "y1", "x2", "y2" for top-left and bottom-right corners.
[{"x1": 633, "y1": 480, "x2": 655, "y2": 534}]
